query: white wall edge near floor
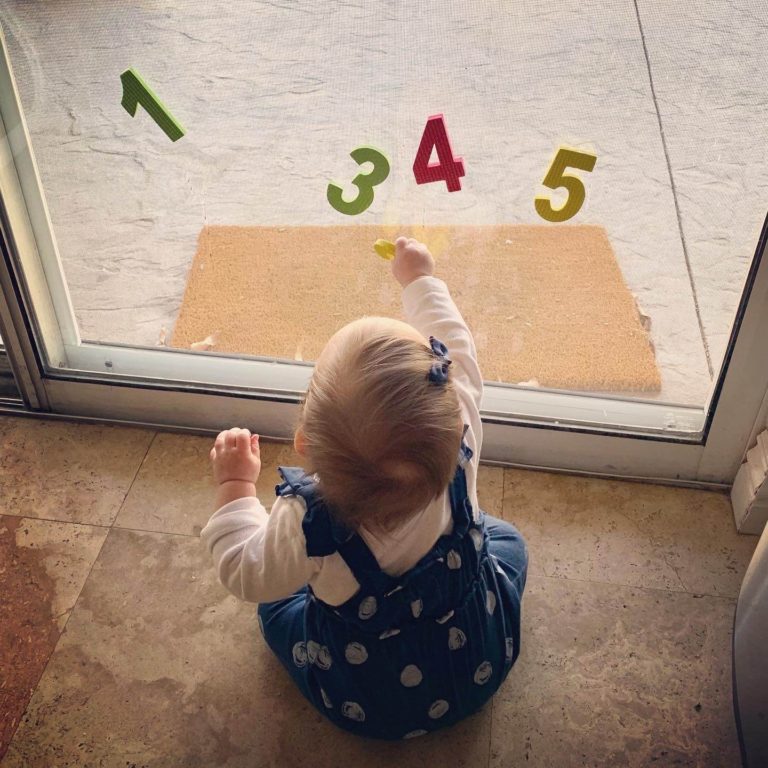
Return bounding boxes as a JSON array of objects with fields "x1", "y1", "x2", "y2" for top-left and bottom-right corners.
[{"x1": 731, "y1": 433, "x2": 768, "y2": 535}]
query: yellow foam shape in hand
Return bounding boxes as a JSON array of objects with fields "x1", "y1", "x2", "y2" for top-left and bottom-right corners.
[{"x1": 373, "y1": 239, "x2": 396, "y2": 260}]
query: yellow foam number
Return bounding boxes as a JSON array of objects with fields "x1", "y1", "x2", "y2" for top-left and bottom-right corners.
[
  {"x1": 327, "y1": 146, "x2": 390, "y2": 216},
  {"x1": 373, "y1": 239, "x2": 396, "y2": 260},
  {"x1": 535, "y1": 147, "x2": 597, "y2": 223}
]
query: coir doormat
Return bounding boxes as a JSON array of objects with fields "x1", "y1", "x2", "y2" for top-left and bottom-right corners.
[{"x1": 171, "y1": 225, "x2": 660, "y2": 393}]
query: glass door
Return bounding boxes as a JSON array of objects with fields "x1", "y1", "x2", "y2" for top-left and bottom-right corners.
[
  {"x1": 1, "y1": 1, "x2": 767, "y2": 485},
  {"x1": 0, "y1": 345, "x2": 20, "y2": 402},
  {"x1": 0, "y1": 218, "x2": 26, "y2": 406}
]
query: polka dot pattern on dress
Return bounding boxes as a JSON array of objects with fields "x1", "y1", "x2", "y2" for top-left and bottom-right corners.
[
  {"x1": 275, "y1": 464, "x2": 523, "y2": 739},
  {"x1": 474, "y1": 660, "x2": 493, "y2": 685},
  {"x1": 446, "y1": 550, "x2": 462, "y2": 569},
  {"x1": 292, "y1": 641, "x2": 308, "y2": 667},
  {"x1": 316, "y1": 645, "x2": 332, "y2": 670},
  {"x1": 306, "y1": 640, "x2": 320, "y2": 665},
  {"x1": 400, "y1": 664, "x2": 423, "y2": 687},
  {"x1": 428, "y1": 700, "x2": 450, "y2": 719},
  {"x1": 345, "y1": 642, "x2": 368, "y2": 665},
  {"x1": 341, "y1": 701, "x2": 365, "y2": 722},
  {"x1": 358, "y1": 596, "x2": 377, "y2": 620},
  {"x1": 448, "y1": 627, "x2": 467, "y2": 650}
]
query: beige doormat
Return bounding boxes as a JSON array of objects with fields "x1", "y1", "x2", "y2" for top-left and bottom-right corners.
[{"x1": 171, "y1": 225, "x2": 660, "y2": 393}]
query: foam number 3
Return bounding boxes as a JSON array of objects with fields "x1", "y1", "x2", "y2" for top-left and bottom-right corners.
[
  {"x1": 327, "y1": 146, "x2": 390, "y2": 216},
  {"x1": 535, "y1": 147, "x2": 597, "y2": 222}
]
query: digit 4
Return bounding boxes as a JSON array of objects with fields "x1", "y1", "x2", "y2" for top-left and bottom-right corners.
[
  {"x1": 413, "y1": 114, "x2": 465, "y2": 192},
  {"x1": 120, "y1": 68, "x2": 185, "y2": 142}
]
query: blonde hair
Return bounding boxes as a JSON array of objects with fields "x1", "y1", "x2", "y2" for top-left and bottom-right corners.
[{"x1": 296, "y1": 319, "x2": 463, "y2": 534}]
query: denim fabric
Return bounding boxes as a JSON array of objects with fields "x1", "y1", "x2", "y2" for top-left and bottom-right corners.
[{"x1": 258, "y1": 433, "x2": 528, "y2": 740}]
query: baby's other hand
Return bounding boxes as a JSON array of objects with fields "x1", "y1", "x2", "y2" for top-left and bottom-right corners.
[
  {"x1": 392, "y1": 236, "x2": 435, "y2": 288},
  {"x1": 210, "y1": 428, "x2": 261, "y2": 486}
]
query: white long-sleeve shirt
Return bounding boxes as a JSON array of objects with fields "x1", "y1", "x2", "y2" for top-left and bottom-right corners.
[{"x1": 201, "y1": 276, "x2": 483, "y2": 606}]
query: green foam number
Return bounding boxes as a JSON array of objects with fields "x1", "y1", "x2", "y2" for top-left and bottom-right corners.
[
  {"x1": 120, "y1": 68, "x2": 185, "y2": 142},
  {"x1": 327, "y1": 146, "x2": 390, "y2": 216},
  {"x1": 535, "y1": 147, "x2": 597, "y2": 223}
]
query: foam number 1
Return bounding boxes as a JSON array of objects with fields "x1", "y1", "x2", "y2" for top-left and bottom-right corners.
[
  {"x1": 120, "y1": 68, "x2": 185, "y2": 142},
  {"x1": 535, "y1": 147, "x2": 597, "y2": 222},
  {"x1": 327, "y1": 146, "x2": 390, "y2": 216}
]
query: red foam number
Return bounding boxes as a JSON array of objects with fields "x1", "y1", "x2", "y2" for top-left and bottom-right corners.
[{"x1": 413, "y1": 114, "x2": 465, "y2": 192}]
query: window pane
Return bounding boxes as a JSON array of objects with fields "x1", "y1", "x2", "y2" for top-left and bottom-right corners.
[{"x1": 1, "y1": 1, "x2": 764, "y2": 410}]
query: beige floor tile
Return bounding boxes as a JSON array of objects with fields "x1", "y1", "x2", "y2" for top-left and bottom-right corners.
[
  {"x1": 0, "y1": 415, "x2": 153, "y2": 526},
  {"x1": 115, "y1": 433, "x2": 301, "y2": 535},
  {"x1": 490, "y1": 575, "x2": 740, "y2": 768},
  {"x1": 502, "y1": 469, "x2": 756, "y2": 596},
  {"x1": 5, "y1": 527, "x2": 492, "y2": 768},
  {"x1": 0, "y1": 516, "x2": 107, "y2": 760},
  {"x1": 618, "y1": 482, "x2": 757, "y2": 598}
]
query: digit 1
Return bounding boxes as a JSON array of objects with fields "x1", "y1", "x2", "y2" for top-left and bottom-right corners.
[
  {"x1": 413, "y1": 114, "x2": 465, "y2": 192},
  {"x1": 120, "y1": 68, "x2": 185, "y2": 142}
]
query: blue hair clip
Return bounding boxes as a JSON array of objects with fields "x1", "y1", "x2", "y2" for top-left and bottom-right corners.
[{"x1": 427, "y1": 336, "x2": 452, "y2": 385}]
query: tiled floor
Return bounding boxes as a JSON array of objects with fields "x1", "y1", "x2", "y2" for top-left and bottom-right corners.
[{"x1": 0, "y1": 414, "x2": 758, "y2": 767}]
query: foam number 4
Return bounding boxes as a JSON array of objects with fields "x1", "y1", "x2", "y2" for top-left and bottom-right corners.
[
  {"x1": 413, "y1": 114, "x2": 465, "y2": 192},
  {"x1": 120, "y1": 68, "x2": 185, "y2": 142},
  {"x1": 327, "y1": 146, "x2": 390, "y2": 216},
  {"x1": 535, "y1": 147, "x2": 597, "y2": 222}
]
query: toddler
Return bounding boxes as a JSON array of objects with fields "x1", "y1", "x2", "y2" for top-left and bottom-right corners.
[{"x1": 201, "y1": 236, "x2": 528, "y2": 740}]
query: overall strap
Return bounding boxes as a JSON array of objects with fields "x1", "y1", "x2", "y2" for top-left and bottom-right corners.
[
  {"x1": 275, "y1": 466, "x2": 393, "y2": 592},
  {"x1": 336, "y1": 533, "x2": 393, "y2": 593},
  {"x1": 328, "y1": 422, "x2": 475, "y2": 584},
  {"x1": 447, "y1": 424, "x2": 475, "y2": 536},
  {"x1": 276, "y1": 466, "x2": 348, "y2": 556}
]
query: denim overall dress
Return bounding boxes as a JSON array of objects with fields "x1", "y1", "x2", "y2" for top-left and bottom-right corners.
[{"x1": 258, "y1": 429, "x2": 528, "y2": 740}]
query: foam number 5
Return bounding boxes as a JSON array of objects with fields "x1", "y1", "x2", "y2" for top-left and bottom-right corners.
[
  {"x1": 327, "y1": 146, "x2": 390, "y2": 216},
  {"x1": 534, "y1": 147, "x2": 597, "y2": 222}
]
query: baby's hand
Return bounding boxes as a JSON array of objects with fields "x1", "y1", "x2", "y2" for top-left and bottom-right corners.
[
  {"x1": 210, "y1": 428, "x2": 261, "y2": 486},
  {"x1": 392, "y1": 236, "x2": 435, "y2": 288}
]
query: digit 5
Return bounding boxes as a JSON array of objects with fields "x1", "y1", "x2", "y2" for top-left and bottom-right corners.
[{"x1": 534, "y1": 147, "x2": 597, "y2": 223}]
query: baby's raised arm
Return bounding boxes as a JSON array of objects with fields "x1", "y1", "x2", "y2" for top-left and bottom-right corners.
[{"x1": 393, "y1": 237, "x2": 483, "y2": 416}]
